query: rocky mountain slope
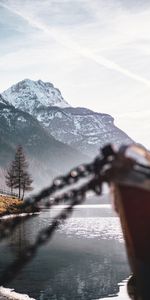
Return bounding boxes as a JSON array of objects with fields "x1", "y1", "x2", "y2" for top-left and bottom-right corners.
[
  {"x1": 2, "y1": 79, "x2": 69, "y2": 114},
  {"x1": 2, "y1": 79, "x2": 132, "y2": 156},
  {"x1": 0, "y1": 95, "x2": 88, "y2": 189}
]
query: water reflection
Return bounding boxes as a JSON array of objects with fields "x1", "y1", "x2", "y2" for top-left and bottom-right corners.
[
  {"x1": 0, "y1": 206, "x2": 130, "y2": 299},
  {"x1": 37, "y1": 237, "x2": 129, "y2": 300}
]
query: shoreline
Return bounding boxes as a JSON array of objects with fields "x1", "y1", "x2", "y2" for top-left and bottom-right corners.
[
  {"x1": 0, "y1": 287, "x2": 35, "y2": 300},
  {"x1": 0, "y1": 211, "x2": 40, "y2": 220},
  {"x1": 0, "y1": 195, "x2": 39, "y2": 217},
  {"x1": 101, "y1": 278, "x2": 131, "y2": 300}
]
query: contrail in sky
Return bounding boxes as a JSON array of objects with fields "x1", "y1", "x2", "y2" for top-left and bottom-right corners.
[{"x1": 1, "y1": 1, "x2": 150, "y2": 88}]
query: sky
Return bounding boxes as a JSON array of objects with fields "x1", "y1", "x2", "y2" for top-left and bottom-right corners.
[{"x1": 0, "y1": 0, "x2": 150, "y2": 148}]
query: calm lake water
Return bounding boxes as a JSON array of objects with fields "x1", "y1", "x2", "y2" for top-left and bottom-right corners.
[{"x1": 0, "y1": 205, "x2": 131, "y2": 299}]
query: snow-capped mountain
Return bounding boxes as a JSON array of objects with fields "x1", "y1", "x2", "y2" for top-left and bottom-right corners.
[
  {"x1": 2, "y1": 79, "x2": 69, "y2": 115},
  {"x1": 0, "y1": 99, "x2": 88, "y2": 188},
  {"x1": 2, "y1": 79, "x2": 132, "y2": 156}
]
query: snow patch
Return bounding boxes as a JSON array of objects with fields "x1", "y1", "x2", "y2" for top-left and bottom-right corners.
[
  {"x1": 17, "y1": 116, "x2": 27, "y2": 122},
  {"x1": 55, "y1": 111, "x2": 62, "y2": 118},
  {"x1": 0, "y1": 212, "x2": 39, "y2": 220},
  {"x1": 0, "y1": 287, "x2": 35, "y2": 300}
]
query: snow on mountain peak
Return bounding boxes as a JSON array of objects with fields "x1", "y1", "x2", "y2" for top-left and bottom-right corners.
[
  {"x1": 0, "y1": 95, "x2": 9, "y2": 106},
  {"x1": 2, "y1": 79, "x2": 70, "y2": 114}
]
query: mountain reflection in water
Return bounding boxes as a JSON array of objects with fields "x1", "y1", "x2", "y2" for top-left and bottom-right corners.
[{"x1": 0, "y1": 205, "x2": 130, "y2": 299}]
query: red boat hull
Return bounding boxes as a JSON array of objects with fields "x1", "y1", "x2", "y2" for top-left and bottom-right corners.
[{"x1": 114, "y1": 184, "x2": 150, "y2": 299}]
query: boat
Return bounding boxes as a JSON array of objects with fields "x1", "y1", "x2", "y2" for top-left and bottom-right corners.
[{"x1": 110, "y1": 144, "x2": 150, "y2": 300}]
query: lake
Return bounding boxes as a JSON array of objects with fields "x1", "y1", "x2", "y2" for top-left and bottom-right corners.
[{"x1": 0, "y1": 204, "x2": 131, "y2": 299}]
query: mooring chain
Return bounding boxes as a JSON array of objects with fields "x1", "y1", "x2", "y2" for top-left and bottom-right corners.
[
  {"x1": 23, "y1": 156, "x2": 106, "y2": 208},
  {"x1": 0, "y1": 162, "x2": 93, "y2": 240},
  {"x1": 0, "y1": 176, "x2": 104, "y2": 285},
  {"x1": 0, "y1": 145, "x2": 113, "y2": 242},
  {"x1": 2, "y1": 143, "x2": 150, "y2": 286},
  {"x1": 0, "y1": 145, "x2": 115, "y2": 284}
]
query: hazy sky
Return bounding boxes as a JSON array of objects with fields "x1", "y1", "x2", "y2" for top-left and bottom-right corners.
[{"x1": 0, "y1": 0, "x2": 150, "y2": 147}]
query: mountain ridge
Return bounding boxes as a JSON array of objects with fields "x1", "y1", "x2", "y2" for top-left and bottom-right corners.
[
  {"x1": 2, "y1": 79, "x2": 132, "y2": 157},
  {"x1": 0, "y1": 99, "x2": 89, "y2": 189}
]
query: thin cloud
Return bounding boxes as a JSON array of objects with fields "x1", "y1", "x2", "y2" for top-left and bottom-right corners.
[
  {"x1": 116, "y1": 110, "x2": 150, "y2": 119},
  {"x1": 1, "y1": 1, "x2": 150, "y2": 88}
]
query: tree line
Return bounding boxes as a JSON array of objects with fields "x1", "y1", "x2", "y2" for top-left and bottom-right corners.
[{"x1": 5, "y1": 145, "x2": 33, "y2": 199}]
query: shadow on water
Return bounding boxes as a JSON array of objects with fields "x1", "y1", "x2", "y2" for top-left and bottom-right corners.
[{"x1": 0, "y1": 205, "x2": 130, "y2": 299}]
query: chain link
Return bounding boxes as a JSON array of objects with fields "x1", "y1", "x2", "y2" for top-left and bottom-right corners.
[
  {"x1": 0, "y1": 145, "x2": 116, "y2": 284},
  {"x1": 0, "y1": 145, "x2": 113, "y2": 241},
  {"x1": 1, "y1": 144, "x2": 149, "y2": 287}
]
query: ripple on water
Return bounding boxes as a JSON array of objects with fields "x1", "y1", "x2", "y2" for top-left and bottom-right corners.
[{"x1": 58, "y1": 217, "x2": 123, "y2": 242}]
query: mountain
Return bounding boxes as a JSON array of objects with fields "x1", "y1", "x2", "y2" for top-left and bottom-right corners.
[
  {"x1": 2, "y1": 79, "x2": 69, "y2": 114},
  {"x1": 2, "y1": 79, "x2": 132, "y2": 156},
  {"x1": 34, "y1": 106, "x2": 132, "y2": 155},
  {"x1": 0, "y1": 95, "x2": 89, "y2": 189}
]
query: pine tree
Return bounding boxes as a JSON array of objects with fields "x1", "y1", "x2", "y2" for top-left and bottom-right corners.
[
  {"x1": 5, "y1": 161, "x2": 16, "y2": 194},
  {"x1": 6, "y1": 145, "x2": 33, "y2": 199},
  {"x1": 13, "y1": 145, "x2": 27, "y2": 198},
  {"x1": 21, "y1": 171, "x2": 33, "y2": 200}
]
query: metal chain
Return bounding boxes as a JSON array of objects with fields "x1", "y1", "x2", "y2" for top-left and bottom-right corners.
[
  {"x1": 0, "y1": 145, "x2": 115, "y2": 285},
  {"x1": 0, "y1": 145, "x2": 113, "y2": 241},
  {"x1": 1, "y1": 144, "x2": 150, "y2": 286},
  {"x1": 0, "y1": 176, "x2": 103, "y2": 285}
]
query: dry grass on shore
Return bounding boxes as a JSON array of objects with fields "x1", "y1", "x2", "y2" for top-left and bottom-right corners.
[
  {"x1": 0, "y1": 195, "x2": 23, "y2": 216},
  {"x1": 0, "y1": 194, "x2": 38, "y2": 217}
]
